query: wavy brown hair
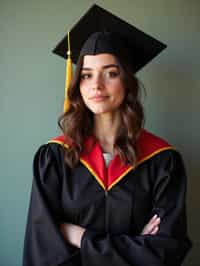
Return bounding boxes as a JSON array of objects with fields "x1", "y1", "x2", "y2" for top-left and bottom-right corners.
[{"x1": 58, "y1": 54, "x2": 145, "y2": 168}]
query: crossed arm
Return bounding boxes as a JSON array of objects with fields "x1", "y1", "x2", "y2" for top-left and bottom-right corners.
[{"x1": 60, "y1": 214, "x2": 161, "y2": 248}]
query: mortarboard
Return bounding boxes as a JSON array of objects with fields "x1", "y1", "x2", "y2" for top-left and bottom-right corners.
[{"x1": 52, "y1": 4, "x2": 167, "y2": 112}]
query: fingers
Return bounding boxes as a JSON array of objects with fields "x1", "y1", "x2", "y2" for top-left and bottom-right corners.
[
  {"x1": 141, "y1": 214, "x2": 161, "y2": 235},
  {"x1": 149, "y1": 214, "x2": 160, "y2": 223},
  {"x1": 151, "y1": 225, "x2": 159, "y2": 235}
]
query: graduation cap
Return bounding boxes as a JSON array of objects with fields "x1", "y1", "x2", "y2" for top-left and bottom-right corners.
[{"x1": 52, "y1": 4, "x2": 167, "y2": 112}]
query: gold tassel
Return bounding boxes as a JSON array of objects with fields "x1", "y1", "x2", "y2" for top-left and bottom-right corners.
[{"x1": 63, "y1": 31, "x2": 73, "y2": 112}]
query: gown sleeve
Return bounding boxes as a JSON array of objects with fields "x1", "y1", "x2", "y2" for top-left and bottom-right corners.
[
  {"x1": 80, "y1": 150, "x2": 192, "y2": 266},
  {"x1": 23, "y1": 144, "x2": 81, "y2": 266}
]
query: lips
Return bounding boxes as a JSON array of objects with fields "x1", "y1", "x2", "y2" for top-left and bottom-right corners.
[{"x1": 91, "y1": 95, "x2": 109, "y2": 101}]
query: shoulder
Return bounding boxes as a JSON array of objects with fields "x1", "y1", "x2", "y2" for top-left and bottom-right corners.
[
  {"x1": 137, "y1": 128, "x2": 184, "y2": 168},
  {"x1": 33, "y1": 135, "x2": 71, "y2": 167},
  {"x1": 32, "y1": 135, "x2": 73, "y2": 183},
  {"x1": 137, "y1": 128, "x2": 172, "y2": 151},
  {"x1": 137, "y1": 130, "x2": 187, "y2": 190},
  {"x1": 136, "y1": 128, "x2": 174, "y2": 163},
  {"x1": 47, "y1": 134, "x2": 73, "y2": 149}
]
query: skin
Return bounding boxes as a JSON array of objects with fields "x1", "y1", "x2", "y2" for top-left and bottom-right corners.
[
  {"x1": 80, "y1": 53, "x2": 125, "y2": 153},
  {"x1": 60, "y1": 54, "x2": 161, "y2": 248}
]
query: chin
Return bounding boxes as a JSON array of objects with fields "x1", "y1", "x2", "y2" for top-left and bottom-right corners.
[{"x1": 90, "y1": 107, "x2": 116, "y2": 114}]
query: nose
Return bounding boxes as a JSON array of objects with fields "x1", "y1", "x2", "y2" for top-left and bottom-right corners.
[{"x1": 92, "y1": 73, "x2": 104, "y2": 90}]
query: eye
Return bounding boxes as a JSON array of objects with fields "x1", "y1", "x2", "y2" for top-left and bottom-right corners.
[
  {"x1": 80, "y1": 73, "x2": 92, "y2": 80},
  {"x1": 109, "y1": 71, "x2": 119, "y2": 77},
  {"x1": 104, "y1": 70, "x2": 120, "y2": 79}
]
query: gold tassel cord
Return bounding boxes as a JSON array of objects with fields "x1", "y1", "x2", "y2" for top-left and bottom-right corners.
[{"x1": 63, "y1": 31, "x2": 73, "y2": 112}]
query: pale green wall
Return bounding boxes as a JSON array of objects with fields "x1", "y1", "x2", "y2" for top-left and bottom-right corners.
[{"x1": 0, "y1": 0, "x2": 199, "y2": 265}]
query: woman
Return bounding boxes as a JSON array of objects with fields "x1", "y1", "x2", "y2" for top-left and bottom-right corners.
[
  {"x1": 23, "y1": 5, "x2": 192, "y2": 266},
  {"x1": 59, "y1": 52, "x2": 161, "y2": 247}
]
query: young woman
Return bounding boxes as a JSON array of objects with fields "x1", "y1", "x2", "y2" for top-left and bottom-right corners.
[
  {"x1": 23, "y1": 5, "x2": 192, "y2": 266},
  {"x1": 59, "y1": 52, "x2": 161, "y2": 247}
]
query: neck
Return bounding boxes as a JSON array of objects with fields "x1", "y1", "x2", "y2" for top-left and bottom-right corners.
[{"x1": 93, "y1": 111, "x2": 121, "y2": 153}]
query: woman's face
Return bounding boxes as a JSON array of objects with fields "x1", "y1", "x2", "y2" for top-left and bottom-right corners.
[{"x1": 79, "y1": 53, "x2": 125, "y2": 115}]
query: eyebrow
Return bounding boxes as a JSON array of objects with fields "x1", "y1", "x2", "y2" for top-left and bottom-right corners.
[{"x1": 81, "y1": 64, "x2": 119, "y2": 71}]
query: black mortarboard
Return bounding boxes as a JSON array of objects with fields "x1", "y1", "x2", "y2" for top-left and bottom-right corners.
[
  {"x1": 52, "y1": 4, "x2": 167, "y2": 112},
  {"x1": 53, "y1": 4, "x2": 167, "y2": 72}
]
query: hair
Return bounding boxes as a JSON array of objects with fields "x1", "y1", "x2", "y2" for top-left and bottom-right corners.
[{"x1": 58, "y1": 54, "x2": 145, "y2": 168}]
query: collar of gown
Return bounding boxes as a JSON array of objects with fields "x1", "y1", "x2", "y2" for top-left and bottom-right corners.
[{"x1": 48, "y1": 129, "x2": 174, "y2": 191}]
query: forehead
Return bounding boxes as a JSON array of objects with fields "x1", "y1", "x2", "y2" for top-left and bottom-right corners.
[{"x1": 82, "y1": 53, "x2": 118, "y2": 69}]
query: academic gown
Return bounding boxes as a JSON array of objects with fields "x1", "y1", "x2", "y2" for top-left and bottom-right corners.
[{"x1": 23, "y1": 128, "x2": 192, "y2": 266}]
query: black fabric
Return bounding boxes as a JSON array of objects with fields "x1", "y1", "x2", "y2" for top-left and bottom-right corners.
[
  {"x1": 23, "y1": 142, "x2": 192, "y2": 266},
  {"x1": 52, "y1": 4, "x2": 167, "y2": 73}
]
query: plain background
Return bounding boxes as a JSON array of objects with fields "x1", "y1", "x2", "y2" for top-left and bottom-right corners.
[{"x1": 0, "y1": 0, "x2": 199, "y2": 265}]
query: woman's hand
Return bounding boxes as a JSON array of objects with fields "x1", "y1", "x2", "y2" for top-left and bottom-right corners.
[
  {"x1": 60, "y1": 223, "x2": 86, "y2": 248},
  {"x1": 141, "y1": 214, "x2": 161, "y2": 235}
]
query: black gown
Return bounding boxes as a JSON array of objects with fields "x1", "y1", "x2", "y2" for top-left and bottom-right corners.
[{"x1": 23, "y1": 129, "x2": 192, "y2": 266}]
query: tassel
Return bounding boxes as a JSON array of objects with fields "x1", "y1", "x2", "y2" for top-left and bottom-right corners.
[{"x1": 63, "y1": 31, "x2": 73, "y2": 112}]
